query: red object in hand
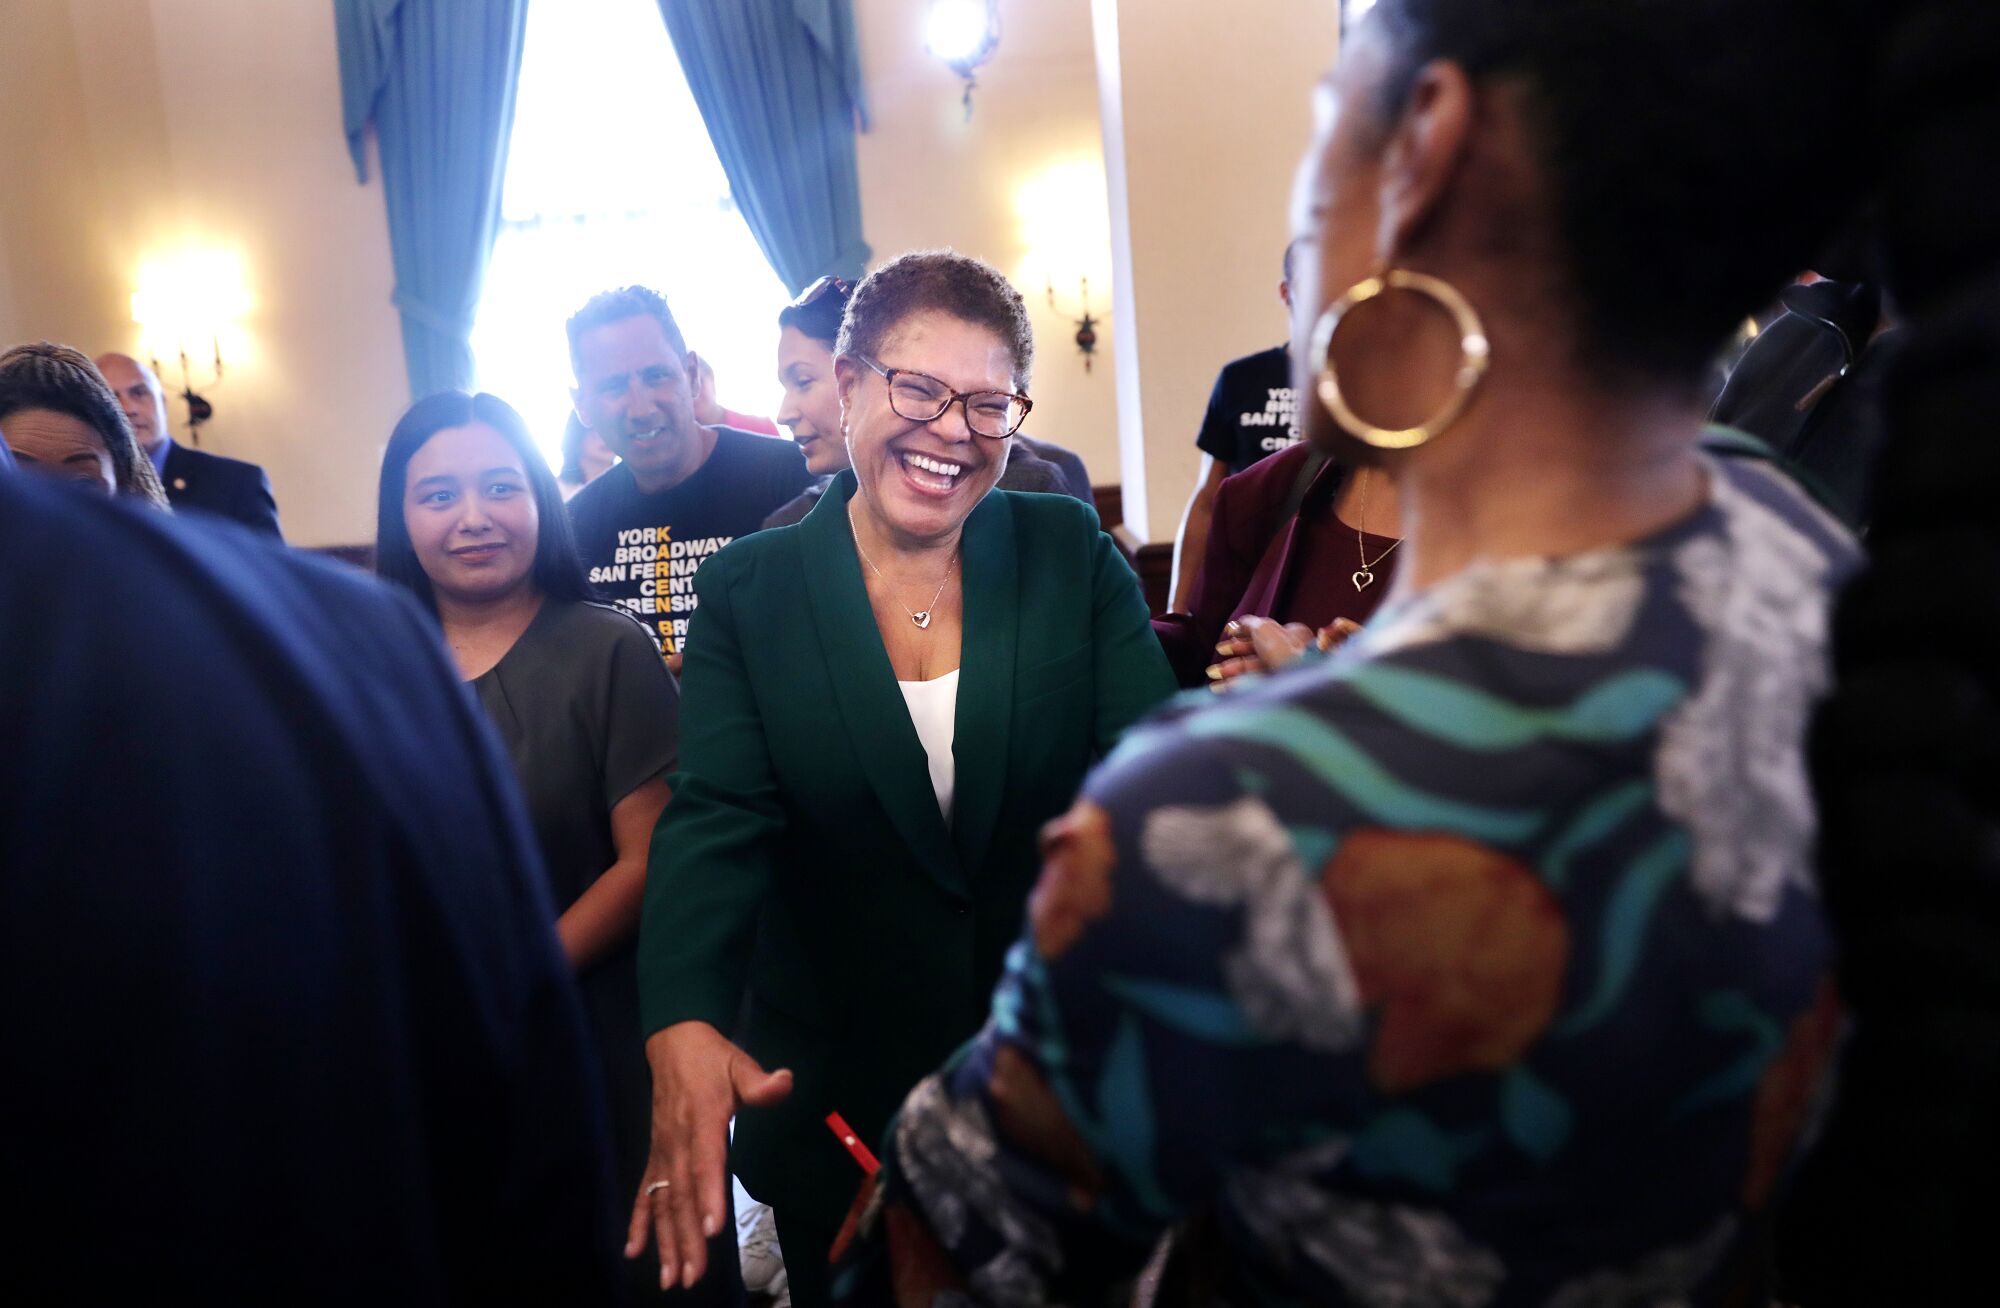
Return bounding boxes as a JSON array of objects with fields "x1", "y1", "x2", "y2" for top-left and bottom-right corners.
[{"x1": 825, "y1": 1112, "x2": 880, "y2": 1175}]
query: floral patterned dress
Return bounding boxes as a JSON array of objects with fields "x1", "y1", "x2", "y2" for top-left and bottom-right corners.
[{"x1": 833, "y1": 457, "x2": 1857, "y2": 1308}]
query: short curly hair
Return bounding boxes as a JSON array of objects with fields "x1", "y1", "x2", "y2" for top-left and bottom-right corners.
[
  {"x1": 835, "y1": 251, "x2": 1035, "y2": 391},
  {"x1": 0, "y1": 342, "x2": 168, "y2": 507}
]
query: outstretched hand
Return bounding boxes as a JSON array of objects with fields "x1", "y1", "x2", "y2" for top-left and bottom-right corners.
[{"x1": 626, "y1": 1021, "x2": 793, "y2": 1291}]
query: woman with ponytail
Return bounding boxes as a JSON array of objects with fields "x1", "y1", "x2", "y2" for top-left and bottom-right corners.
[{"x1": 833, "y1": 2, "x2": 1879, "y2": 1304}]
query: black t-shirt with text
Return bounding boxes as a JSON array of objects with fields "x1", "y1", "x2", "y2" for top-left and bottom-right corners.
[
  {"x1": 1195, "y1": 344, "x2": 1300, "y2": 474},
  {"x1": 568, "y1": 426, "x2": 810, "y2": 656}
]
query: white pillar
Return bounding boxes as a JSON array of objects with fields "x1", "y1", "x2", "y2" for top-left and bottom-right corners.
[{"x1": 1092, "y1": 0, "x2": 1340, "y2": 540}]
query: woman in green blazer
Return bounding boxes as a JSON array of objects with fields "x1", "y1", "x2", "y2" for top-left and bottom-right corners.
[{"x1": 626, "y1": 253, "x2": 1176, "y2": 1304}]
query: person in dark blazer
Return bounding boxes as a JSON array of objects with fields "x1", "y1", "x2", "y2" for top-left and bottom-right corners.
[
  {"x1": 626, "y1": 252, "x2": 1176, "y2": 1306},
  {"x1": 97, "y1": 352, "x2": 282, "y2": 537},
  {"x1": 1015, "y1": 433, "x2": 1092, "y2": 500}
]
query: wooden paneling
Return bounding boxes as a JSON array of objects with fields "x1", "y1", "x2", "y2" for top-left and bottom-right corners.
[
  {"x1": 1136, "y1": 541, "x2": 1173, "y2": 616},
  {"x1": 1092, "y1": 483, "x2": 1123, "y2": 531},
  {"x1": 1108, "y1": 518, "x2": 1174, "y2": 617}
]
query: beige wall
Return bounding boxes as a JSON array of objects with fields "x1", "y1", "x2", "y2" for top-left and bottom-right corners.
[
  {"x1": 1, "y1": 0, "x2": 1312, "y2": 545},
  {"x1": 1094, "y1": 0, "x2": 1340, "y2": 540},
  {"x1": 0, "y1": 0, "x2": 132, "y2": 354},
  {"x1": 853, "y1": 0, "x2": 1120, "y2": 487},
  {"x1": 0, "y1": 0, "x2": 406, "y2": 548}
]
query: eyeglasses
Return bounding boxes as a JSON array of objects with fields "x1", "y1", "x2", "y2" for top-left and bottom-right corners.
[
  {"x1": 860, "y1": 357, "x2": 1032, "y2": 439},
  {"x1": 788, "y1": 275, "x2": 854, "y2": 309}
]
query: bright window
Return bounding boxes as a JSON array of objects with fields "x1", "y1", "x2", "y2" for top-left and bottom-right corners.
[{"x1": 472, "y1": 0, "x2": 791, "y2": 468}]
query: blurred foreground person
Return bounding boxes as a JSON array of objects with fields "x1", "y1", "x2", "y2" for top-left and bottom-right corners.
[
  {"x1": 1785, "y1": 0, "x2": 2000, "y2": 1303},
  {"x1": 838, "y1": 1, "x2": 1872, "y2": 1303},
  {"x1": 0, "y1": 471, "x2": 619, "y2": 1304}
]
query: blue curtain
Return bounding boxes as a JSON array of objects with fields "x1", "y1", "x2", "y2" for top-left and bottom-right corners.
[
  {"x1": 655, "y1": 0, "x2": 872, "y2": 292},
  {"x1": 335, "y1": 0, "x2": 529, "y2": 396}
]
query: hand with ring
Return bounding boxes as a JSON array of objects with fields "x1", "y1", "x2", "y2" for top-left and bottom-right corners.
[
  {"x1": 1206, "y1": 615, "x2": 1363, "y2": 690},
  {"x1": 625, "y1": 1021, "x2": 793, "y2": 1291}
]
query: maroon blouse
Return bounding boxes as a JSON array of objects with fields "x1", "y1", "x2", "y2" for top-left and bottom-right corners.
[{"x1": 1153, "y1": 443, "x2": 1399, "y2": 687}]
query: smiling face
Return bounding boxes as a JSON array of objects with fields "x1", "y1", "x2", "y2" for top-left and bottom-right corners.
[
  {"x1": 775, "y1": 325, "x2": 847, "y2": 475},
  {"x1": 2, "y1": 407, "x2": 115, "y2": 494},
  {"x1": 402, "y1": 421, "x2": 540, "y2": 606},
  {"x1": 836, "y1": 310, "x2": 1018, "y2": 546},
  {"x1": 570, "y1": 313, "x2": 704, "y2": 493}
]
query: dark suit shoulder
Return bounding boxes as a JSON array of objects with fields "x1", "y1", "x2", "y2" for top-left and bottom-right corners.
[
  {"x1": 995, "y1": 451, "x2": 1070, "y2": 496},
  {"x1": 166, "y1": 441, "x2": 268, "y2": 482}
]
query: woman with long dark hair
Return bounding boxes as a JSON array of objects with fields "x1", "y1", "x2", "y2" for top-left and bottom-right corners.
[{"x1": 376, "y1": 391, "x2": 681, "y2": 1284}]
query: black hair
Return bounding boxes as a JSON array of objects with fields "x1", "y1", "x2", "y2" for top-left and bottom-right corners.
[
  {"x1": 1360, "y1": 0, "x2": 1871, "y2": 385},
  {"x1": 0, "y1": 342, "x2": 168, "y2": 507},
  {"x1": 565, "y1": 285, "x2": 688, "y2": 376},
  {"x1": 1787, "y1": 2, "x2": 2000, "y2": 1302},
  {"x1": 836, "y1": 250, "x2": 1035, "y2": 390},
  {"x1": 374, "y1": 390, "x2": 593, "y2": 615},
  {"x1": 777, "y1": 279, "x2": 854, "y2": 348}
]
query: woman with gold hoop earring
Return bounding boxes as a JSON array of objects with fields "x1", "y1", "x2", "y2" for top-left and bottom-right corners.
[{"x1": 838, "y1": 0, "x2": 1871, "y2": 1303}]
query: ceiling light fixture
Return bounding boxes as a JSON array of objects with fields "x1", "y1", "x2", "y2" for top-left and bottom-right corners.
[{"x1": 925, "y1": 0, "x2": 1000, "y2": 120}]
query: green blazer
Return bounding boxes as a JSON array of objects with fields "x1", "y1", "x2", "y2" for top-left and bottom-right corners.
[{"x1": 639, "y1": 471, "x2": 1175, "y2": 1230}]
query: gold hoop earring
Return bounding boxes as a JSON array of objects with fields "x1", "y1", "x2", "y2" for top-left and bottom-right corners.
[{"x1": 1310, "y1": 269, "x2": 1490, "y2": 450}]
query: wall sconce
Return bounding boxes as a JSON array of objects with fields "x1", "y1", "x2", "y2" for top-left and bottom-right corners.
[
  {"x1": 1047, "y1": 277, "x2": 1100, "y2": 372},
  {"x1": 1016, "y1": 159, "x2": 1113, "y2": 374},
  {"x1": 131, "y1": 249, "x2": 251, "y2": 443},
  {"x1": 925, "y1": 0, "x2": 1000, "y2": 119}
]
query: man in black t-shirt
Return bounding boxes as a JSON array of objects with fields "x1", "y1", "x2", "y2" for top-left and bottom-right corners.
[
  {"x1": 565, "y1": 286, "x2": 811, "y2": 663},
  {"x1": 1197, "y1": 344, "x2": 1300, "y2": 474},
  {"x1": 1167, "y1": 243, "x2": 1303, "y2": 611}
]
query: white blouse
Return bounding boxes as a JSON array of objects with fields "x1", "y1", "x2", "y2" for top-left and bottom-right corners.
[{"x1": 897, "y1": 668, "x2": 960, "y2": 821}]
